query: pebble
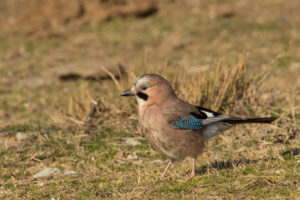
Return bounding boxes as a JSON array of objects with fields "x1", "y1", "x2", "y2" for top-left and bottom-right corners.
[
  {"x1": 275, "y1": 170, "x2": 281, "y2": 174},
  {"x1": 64, "y1": 170, "x2": 78, "y2": 176},
  {"x1": 126, "y1": 154, "x2": 138, "y2": 160},
  {"x1": 116, "y1": 159, "x2": 127, "y2": 164},
  {"x1": 0, "y1": 190, "x2": 9, "y2": 195},
  {"x1": 126, "y1": 138, "x2": 141, "y2": 146},
  {"x1": 33, "y1": 168, "x2": 61, "y2": 178},
  {"x1": 150, "y1": 159, "x2": 164, "y2": 164},
  {"x1": 16, "y1": 132, "x2": 30, "y2": 142},
  {"x1": 126, "y1": 152, "x2": 139, "y2": 160},
  {"x1": 133, "y1": 160, "x2": 143, "y2": 165},
  {"x1": 38, "y1": 182, "x2": 45, "y2": 186}
]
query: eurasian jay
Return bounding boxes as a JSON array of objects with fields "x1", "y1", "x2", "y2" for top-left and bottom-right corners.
[{"x1": 121, "y1": 73, "x2": 277, "y2": 178}]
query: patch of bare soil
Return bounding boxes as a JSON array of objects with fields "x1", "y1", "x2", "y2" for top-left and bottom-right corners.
[
  {"x1": 48, "y1": 62, "x2": 126, "y2": 81},
  {"x1": 2, "y1": 0, "x2": 158, "y2": 39}
]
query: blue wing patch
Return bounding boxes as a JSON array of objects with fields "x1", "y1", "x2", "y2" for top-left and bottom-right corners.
[{"x1": 172, "y1": 114, "x2": 203, "y2": 130}]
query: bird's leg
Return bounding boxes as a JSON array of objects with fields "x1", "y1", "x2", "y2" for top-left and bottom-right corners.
[
  {"x1": 161, "y1": 161, "x2": 172, "y2": 178},
  {"x1": 190, "y1": 158, "x2": 196, "y2": 178}
]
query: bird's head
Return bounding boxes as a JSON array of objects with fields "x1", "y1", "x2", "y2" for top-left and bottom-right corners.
[{"x1": 121, "y1": 74, "x2": 175, "y2": 108}]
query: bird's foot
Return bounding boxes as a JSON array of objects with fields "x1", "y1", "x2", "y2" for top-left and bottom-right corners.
[
  {"x1": 189, "y1": 171, "x2": 196, "y2": 179},
  {"x1": 161, "y1": 161, "x2": 172, "y2": 179},
  {"x1": 189, "y1": 158, "x2": 196, "y2": 178}
]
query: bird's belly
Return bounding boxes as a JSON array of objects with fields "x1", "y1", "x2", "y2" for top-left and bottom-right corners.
[
  {"x1": 145, "y1": 129, "x2": 178, "y2": 160},
  {"x1": 144, "y1": 127, "x2": 204, "y2": 161}
]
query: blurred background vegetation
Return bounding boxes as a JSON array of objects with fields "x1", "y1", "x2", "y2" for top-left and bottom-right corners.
[{"x1": 0, "y1": 0, "x2": 299, "y2": 199}]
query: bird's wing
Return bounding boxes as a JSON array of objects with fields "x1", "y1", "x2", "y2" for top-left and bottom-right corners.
[
  {"x1": 195, "y1": 106, "x2": 221, "y2": 118},
  {"x1": 171, "y1": 114, "x2": 204, "y2": 130},
  {"x1": 162, "y1": 100, "x2": 232, "y2": 130},
  {"x1": 195, "y1": 106, "x2": 236, "y2": 125}
]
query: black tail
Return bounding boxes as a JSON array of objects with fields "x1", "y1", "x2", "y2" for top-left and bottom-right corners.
[{"x1": 224, "y1": 117, "x2": 278, "y2": 124}]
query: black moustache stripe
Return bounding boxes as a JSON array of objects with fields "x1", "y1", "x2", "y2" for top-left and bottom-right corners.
[{"x1": 136, "y1": 92, "x2": 148, "y2": 101}]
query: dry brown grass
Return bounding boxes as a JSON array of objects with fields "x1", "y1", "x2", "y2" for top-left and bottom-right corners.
[
  {"x1": 62, "y1": 56, "x2": 274, "y2": 128},
  {"x1": 0, "y1": 0, "x2": 300, "y2": 199}
]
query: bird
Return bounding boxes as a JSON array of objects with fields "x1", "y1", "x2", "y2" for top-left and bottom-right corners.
[{"x1": 120, "y1": 73, "x2": 277, "y2": 178}]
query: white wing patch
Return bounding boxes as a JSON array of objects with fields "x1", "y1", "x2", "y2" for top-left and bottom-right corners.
[{"x1": 201, "y1": 110, "x2": 215, "y2": 118}]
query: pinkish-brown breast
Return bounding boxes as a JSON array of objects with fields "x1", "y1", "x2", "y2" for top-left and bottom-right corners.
[{"x1": 138, "y1": 103, "x2": 205, "y2": 161}]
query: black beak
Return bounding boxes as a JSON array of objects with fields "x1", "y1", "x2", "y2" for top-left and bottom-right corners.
[{"x1": 120, "y1": 89, "x2": 135, "y2": 97}]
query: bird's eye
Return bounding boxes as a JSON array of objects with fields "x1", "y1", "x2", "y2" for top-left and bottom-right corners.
[{"x1": 141, "y1": 85, "x2": 148, "y2": 90}]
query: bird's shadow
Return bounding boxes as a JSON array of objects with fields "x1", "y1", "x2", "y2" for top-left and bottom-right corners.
[
  {"x1": 196, "y1": 147, "x2": 300, "y2": 175},
  {"x1": 196, "y1": 159, "x2": 256, "y2": 175}
]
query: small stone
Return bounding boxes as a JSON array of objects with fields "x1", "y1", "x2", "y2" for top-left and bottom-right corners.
[
  {"x1": 150, "y1": 159, "x2": 164, "y2": 164},
  {"x1": 116, "y1": 159, "x2": 127, "y2": 164},
  {"x1": 64, "y1": 170, "x2": 78, "y2": 176},
  {"x1": 38, "y1": 182, "x2": 45, "y2": 186},
  {"x1": 0, "y1": 190, "x2": 9, "y2": 195},
  {"x1": 133, "y1": 160, "x2": 143, "y2": 165},
  {"x1": 126, "y1": 138, "x2": 141, "y2": 146},
  {"x1": 126, "y1": 154, "x2": 137, "y2": 160},
  {"x1": 126, "y1": 152, "x2": 138, "y2": 160},
  {"x1": 33, "y1": 168, "x2": 61, "y2": 178},
  {"x1": 16, "y1": 132, "x2": 30, "y2": 142}
]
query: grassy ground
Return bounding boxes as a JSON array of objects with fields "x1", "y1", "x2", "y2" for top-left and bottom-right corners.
[{"x1": 0, "y1": 0, "x2": 300, "y2": 199}]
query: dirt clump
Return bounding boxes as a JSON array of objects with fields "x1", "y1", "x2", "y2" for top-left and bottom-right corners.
[{"x1": 6, "y1": 0, "x2": 158, "y2": 39}]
